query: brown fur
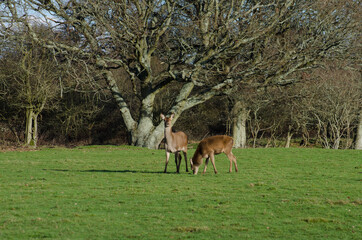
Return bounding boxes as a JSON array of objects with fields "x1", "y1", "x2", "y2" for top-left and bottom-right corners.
[
  {"x1": 161, "y1": 113, "x2": 188, "y2": 173},
  {"x1": 190, "y1": 135, "x2": 238, "y2": 175}
]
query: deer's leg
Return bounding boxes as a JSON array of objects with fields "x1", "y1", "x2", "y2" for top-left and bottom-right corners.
[
  {"x1": 183, "y1": 151, "x2": 189, "y2": 172},
  {"x1": 226, "y1": 152, "x2": 238, "y2": 172},
  {"x1": 232, "y1": 152, "x2": 238, "y2": 172},
  {"x1": 227, "y1": 153, "x2": 232, "y2": 172},
  {"x1": 175, "y1": 152, "x2": 181, "y2": 173},
  {"x1": 164, "y1": 151, "x2": 170, "y2": 173},
  {"x1": 202, "y1": 157, "x2": 209, "y2": 174},
  {"x1": 178, "y1": 153, "x2": 182, "y2": 172},
  {"x1": 210, "y1": 153, "x2": 218, "y2": 174},
  {"x1": 193, "y1": 165, "x2": 200, "y2": 175}
]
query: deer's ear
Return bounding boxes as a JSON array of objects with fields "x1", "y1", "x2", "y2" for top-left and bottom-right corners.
[
  {"x1": 170, "y1": 113, "x2": 175, "y2": 119},
  {"x1": 160, "y1": 114, "x2": 165, "y2": 120}
]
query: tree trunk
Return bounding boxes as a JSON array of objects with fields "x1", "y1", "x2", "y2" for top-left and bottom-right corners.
[
  {"x1": 332, "y1": 137, "x2": 340, "y2": 149},
  {"x1": 232, "y1": 101, "x2": 248, "y2": 148},
  {"x1": 301, "y1": 124, "x2": 309, "y2": 147},
  {"x1": 355, "y1": 110, "x2": 362, "y2": 150},
  {"x1": 131, "y1": 116, "x2": 164, "y2": 149},
  {"x1": 285, "y1": 129, "x2": 293, "y2": 148},
  {"x1": 332, "y1": 128, "x2": 341, "y2": 149},
  {"x1": 249, "y1": 110, "x2": 261, "y2": 148},
  {"x1": 25, "y1": 107, "x2": 34, "y2": 146},
  {"x1": 25, "y1": 107, "x2": 38, "y2": 147},
  {"x1": 33, "y1": 113, "x2": 38, "y2": 148}
]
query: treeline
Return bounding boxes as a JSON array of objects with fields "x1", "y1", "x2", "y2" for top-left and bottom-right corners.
[
  {"x1": 0, "y1": 1, "x2": 361, "y2": 149},
  {"x1": 0, "y1": 46, "x2": 360, "y2": 149}
]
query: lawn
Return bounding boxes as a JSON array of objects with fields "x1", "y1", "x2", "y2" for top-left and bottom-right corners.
[{"x1": 0, "y1": 146, "x2": 360, "y2": 239}]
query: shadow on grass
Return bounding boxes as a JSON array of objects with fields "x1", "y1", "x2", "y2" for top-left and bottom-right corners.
[{"x1": 43, "y1": 169, "x2": 185, "y2": 174}]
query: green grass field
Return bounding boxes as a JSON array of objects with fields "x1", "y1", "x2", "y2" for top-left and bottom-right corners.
[{"x1": 0, "y1": 146, "x2": 360, "y2": 239}]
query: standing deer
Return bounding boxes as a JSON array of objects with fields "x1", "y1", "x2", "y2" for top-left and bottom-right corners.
[
  {"x1": 161, "y1": 113, "x2": 188, "y2": 173},
  {"x1": 190, "y1": 135, "x2": 238, "y2": 175}
]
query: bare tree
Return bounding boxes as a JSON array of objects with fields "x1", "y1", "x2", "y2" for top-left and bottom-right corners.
[
  {"x1": 224, "y1": 0, "x2": 360, "y2": 149},
  {"x1": 0, "y1": 34, "x2": 60, "y2": 147},
  {"x1": 4, "y1": 0, "x2": 360, "y2": 148},
  {"x1": 262, "y1": 60, "x2": 361, "y2": 150},
  {"x1": 301, "y1": 63, "x2": 361, "y2": 149}
]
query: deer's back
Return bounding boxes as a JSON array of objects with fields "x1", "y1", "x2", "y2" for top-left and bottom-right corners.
[{"x1": 198, "y1": 135, "x2": 233, "y2": 155}]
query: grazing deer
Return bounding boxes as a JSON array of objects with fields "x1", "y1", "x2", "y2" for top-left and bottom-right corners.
[
  {"x1": 190, "y1": 135, "x2": 238, "y2": 175},
  {"x1": 161, "y1": 113, "x2": 188, "y2": 173}
]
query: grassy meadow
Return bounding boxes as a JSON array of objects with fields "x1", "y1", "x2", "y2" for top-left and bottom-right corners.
[{"x1": 0, "y1": 146, "x2": 361, "y2": 239}]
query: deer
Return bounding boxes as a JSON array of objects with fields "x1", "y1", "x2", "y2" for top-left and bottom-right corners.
[
  {"x1": 190, "y1": 135, "x2": 238, "y2": 175},
  {"x1": 160, "y1": 113, "x2": 188, "y2": 173}
]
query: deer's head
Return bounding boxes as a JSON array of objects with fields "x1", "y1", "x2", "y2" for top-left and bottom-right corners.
[{"x1": 160, "y1": 113, "x2": 174, "y2": 128}]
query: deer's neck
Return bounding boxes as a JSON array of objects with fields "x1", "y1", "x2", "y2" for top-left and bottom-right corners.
[
  {"x1": 191, "y1": 146, "x2": 203, "y2": 165},
  {"x1": 164, "y1": 126, "x2": 173, "y2": 141},
  {"x1": 164, "y1": 126, "x2": 177, "y2": 153}
]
